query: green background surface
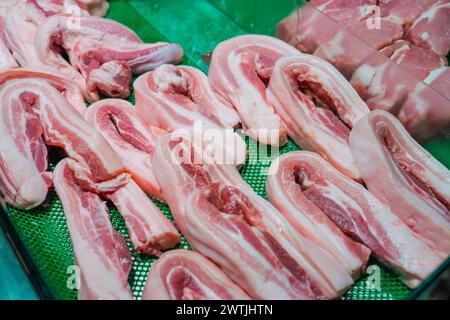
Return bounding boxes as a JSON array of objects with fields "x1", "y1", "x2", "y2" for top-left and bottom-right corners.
[{"x1": 1, "y1": 0, "x2": 448, "y2": 300}]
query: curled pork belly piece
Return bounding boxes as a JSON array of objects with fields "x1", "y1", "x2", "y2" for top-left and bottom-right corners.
[
  {"x1": 153, "y1": 134, "x2": 356, "y2": 299},
  {"x1": 142, "y1": 249, "x2": 250, "y2": 300},
  {"x1": 0, "y1": 67, "x2": 86, "y2": 115},
  {"x1": 268, "y1": 151, "x2": 441, "y2": 288},
  {"x1": 84, "y1": 99, "x2": 164, "y2": 199},
  {"x1": 0, "y1": 79, "x2": 129, "y2": 209},
  {"x1": 134, "y1": 65, "x2": 246, "y2": 166},
  {"x1": 53, "y1": 159, "x2": 133, "y2": 300},
  {"x1": 267, "y1": 54, "x2": 369, "y2": 181},
  {"x1": 350, "y1": 110, "x2": 450, "y2": 259},
  {"x1": 35, "y1": 14, "x2": 183, "y2": 101},
  {"x1": 208, "y1": 34, "x2": 301, "y2": 146}
]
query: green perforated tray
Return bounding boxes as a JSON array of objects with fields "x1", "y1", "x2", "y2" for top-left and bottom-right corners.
[{"x1": 3, "y1": 0, "x2": 450, "y2": 300}]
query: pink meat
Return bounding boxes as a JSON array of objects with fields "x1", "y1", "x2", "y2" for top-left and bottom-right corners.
[
  {"x1": 398, "y1": 67, "x2": 450, "y2": 139},
  {"x1": 106, "y1": 180, "x2": 180, "y2": 255},
  {"x1": 84, "y1": 99, "x2": 164, "y2": 199},
  {"x1": 74, "y1": 0, "x2": 109, "y2": 16},
  {"x1": 134, "y1": 64, "x2": 246, "y2": 167},
  {"x1": 379, "y1": 0, "x2": 437, "y2": 28},
  {"x1": 351, "y1": 40, "x2": 447, "y2": 114},
  {"x1": 405, "y1": 0, "x2": 450, "y2": 57},
  {"x1": 208, "y1": 35, "x2": 300, "y2": 146},
  {"x1": 34, "y1": 14, "x2": 183, "y2": 101},
  {"x1": 0, "y1": 67, "x2": 86, "y2": 115},
  {"x1": 153, "y1": 134, "x2": 356, "y2": 299},
  {"x1": 53, "y1": 159, "x2": 133, "y2": 300},
  {"x1": 314, "y1": 17, "x2": 404, "y2": 79},
  {"x1": 142, "y1": 249, "x2": 250, "y2": 300},
  {"x1": 269, "y1": 151, "x2": 441, "y2": 288},
  {"x1": 267, "y1": 54, "x2": 369, "y2": 181},
  {"x1": 266, "y1": 152, "x2": 371, "y2": 280},
  {"x1": 277, "y1": 1, "x2": 376, "y2": 54},
  {"x1": 350, "y1": 110, "x2": 450, "y2": 259}
]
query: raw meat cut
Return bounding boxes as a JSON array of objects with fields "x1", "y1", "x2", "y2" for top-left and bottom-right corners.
[
  {"x1": 379, "y1": 0, "x2": 436, "y2": 28},
  {"x1": 314, "y1": 17, "x2": 404, "y2": 79},
  {"x1": 53, "y1": 159, "x2": 133, "y2": 300},
  {"x1": 153, "y1": 134, "x2": 356, "y2": 299},
  {"x1": 399, "y1": 67, "x2": 450, "y2": 139},
  {"x1": 84, "y1": 99, "x2": 164, "y2": 199},
  {"x1": 351, "y1": 40, "x2": 446, "y2": 114},
  {"x1": 35, "y1": 14, "x2": 184, "y2": 101},
  {"x1": 142, "y1": 249, "x2": 250, "y2": 300},
  {"x1": 0, "y1": 4, "x2": 17, "y2": 69},
  {"x1": 268, "y1": 151, "x2": 441, "y2": 288},
  {"x1": 134, "y1": 64, "x2": 240, "y2": 129},
  {"x1": 277, "y1": 1, "x2": 376, "y2": 54},
  {"x1": 106, "y1": 179, "x2": 180, "y2": 255},
  {"x1": 350, "y1": 110, "x2": 450, "y2": 259},
  {"x1": 0, "y1": 67, "x2": 86, "y2": 115},
  {"x1": 267, "y1": 54, "x2": 369, "y2": 181},
  {"x1": 266, "y1": 152, "x2": 371, "y2": 279},
  {"x1": 405, "y1": 0, "x2": 450, "y2": 57},
  {"x1": 0, "y1": 79, "x2": 129, "y2": 209},
  {"x1": 208, "y1": 34, "x2": 300, "y2": 146},
  {"x1": 75, "y1": 0, "x2": 109, "y2": 16},
  {"x1": 134, "y1": 65, "x2": 246, "y2": 166}
]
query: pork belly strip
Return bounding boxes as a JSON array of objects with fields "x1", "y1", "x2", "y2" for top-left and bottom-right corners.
[
  {"x1": 84, "y1": 99, "x2": 164, "y2": 199},
  {"x1": 0, "y1": 67, "x2": 86, "y2": 115},
  {"x1": 208, "y1": 34, "x2": 300, "y2": 146},
  {"x1": 106, "y1": 179, "x2": 180, "y2": 255},
  {"x1": 350, "y1": 110, "x2": 450, "y2": 259},
  {"x1": 267, "y1": 54, "x2": 369, "y2": 181},
  {"x1": 53, "y1": 159, "x2": 133, "y2": 300},
  {"x1": 134, "y1": 64, "x2": 246, "y2": 167},
  {"x1": 0, "y1": 79, "x2": 129, "y2": 209},
  {"x1": 142, "y1": 249, "x2": 250, "y2": 300},
  {"x1": 35, "y1": 14, "x2": 183, "y2": 101},
  {"x1": 266, "y1": 152, "x2": 370, "y2": 280},
  {"x1": 152, "y1": 134, "x2": 355, "y2": 299},
  {"x1": 270, "y1": 151, "x2": 441, "y2": 288}
]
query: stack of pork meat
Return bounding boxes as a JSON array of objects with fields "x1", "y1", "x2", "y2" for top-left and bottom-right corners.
[
  {"x1": 277, "y1": 0, "x2": 450, "y2": 140},
  {"x1": 0, "y1": 0, "x2": 449, "y2": 300}
]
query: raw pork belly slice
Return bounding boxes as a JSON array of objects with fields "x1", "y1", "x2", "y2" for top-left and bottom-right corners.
[
  {"x1": 0, "y1": 79, "x2": 129, "y2": 210},
  {"x1": 405, "y1": 0, "x2": 450, "y2": 57},
  {"x1": 399, "y1": 67, "x2": 450, "y2": 139},
  {"x1": 53, "y1": 159, "x2": 133, "y2": 300},
  {"x1": 267, "y1": 55, "x2": 369, "y2": 181},
  {"x1": 184, "y1": 182, "x2": 353, "y2": 299},
  {"x1": 135, "y1": 64, "x2": 240, "y2": 129},
  {"x1": 208, "y1": 34, "x2": 300, "y2": 146},
  {"x1": 75, "y1": 0, "x2": 109, "y2": 16},
  {"x1": 153, "y1": 134, "x2": 355, "y2": 299},
  {"x1": 35, "y1": 15, "x2": 184, "y2": 101},
  {"x1": 276, "y1": 1, "x2": 376, "y2": 54},
  {"x1": 351, "y1": 40, "x2": 446, "y2": 114},
  {"x1": 0, "y1": 67, "x2": 86, "y2": 115},
  {"x1": 270, "y1": 151, "x2": 441, "y2": 288},
  {"x1": 350, "y1": 110, "x2": 450, "y2": 259},
  {"x1": 106, "y1": 180, "x2": 180, "y2": 255},
  {"x1": 134, "y1": 65, "x2": 246, "y2": 166},
  {"x1": 314, "y1": 17, "x2": 404, "y2": 79},
  {"x1": 84, "y1": 99, "x2": 164, "y2": 199},
  {"x1": 0, "y1": 39, "x2": 17, "y2": 69},
  {"x1": 379, "y1": 0, "x2": 436, "y2": 28},
  {"x1": 266, "y1": 152, "x2": 370, "y2": 280},
  {"x1": 142, "y1": 249, "x2": 250, "y2": 300}
]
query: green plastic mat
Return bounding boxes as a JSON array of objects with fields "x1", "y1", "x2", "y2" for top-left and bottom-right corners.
[{"x1": 4, "y1": 0, "x2": 449, "y2": 300}]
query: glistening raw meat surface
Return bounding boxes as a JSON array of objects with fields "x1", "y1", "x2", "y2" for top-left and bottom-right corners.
[
  {"x1": 268, "y1": 151, "x2": 441, "y2": 288},
  {"x1": 208, "y1": 34, "x2": 301, "y2": 146},
  {"x1": 142, "y1": 249, "x2": 250, "y2": 300},
  {"x1": 53, "y1": 159, "x2": 133, "y2": 300},
  {"x1": 267, "y1": 54, "x2": 369, "y2": 181},
  {"x1": 350, "y1": 110, "x2": 450, "y2": 259}
]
